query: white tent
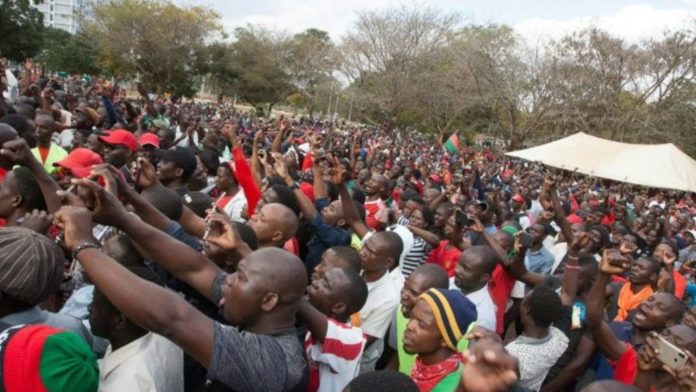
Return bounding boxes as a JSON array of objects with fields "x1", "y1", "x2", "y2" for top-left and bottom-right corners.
[{"x1": 505, "y1": 132, "x2": 696, "y2": 192}]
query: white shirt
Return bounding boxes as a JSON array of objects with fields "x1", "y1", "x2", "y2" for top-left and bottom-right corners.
[
  {"x1": 358, "y1": 271, "x2": 400, "y2": 373},
  {"x1": 222, "y1": 190, "x2": 248, "y2": 222},
  {"x1": 460, "y1": 283, "x2": 497, "y2": 332},
  {"x1": 99, "y1": 332, "x2": 183, "y2": 392},
  {"x1": 506, "y1": 327, "x2": 569, "y2": 391},
  {"x1": 305, "y1": 319, "x2": 366, "y2": 392}
]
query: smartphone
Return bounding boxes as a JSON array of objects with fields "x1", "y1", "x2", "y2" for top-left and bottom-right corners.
[
  {"x1": 656, "y1": 335, "x2": 689, "y2": 370},
  {"x1": 520, "y1": 232, "x2": 534, "y2": 247}
]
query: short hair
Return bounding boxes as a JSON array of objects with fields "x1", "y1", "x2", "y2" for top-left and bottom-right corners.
[
  {"x1": 235, "y1": 222, "x2": 258, "y2": 251},
  {"x1": 0, "y1": 114, "x2": 31, "y2": 135},
  {"x1": 324, "y1": 181, "x2": 338, "y2": 201},
  {"x1": 270, "y1": 185, "x2": 300, "y2": 216},
  {"x1": 660, "y1": 239, "x2": 679, "y2": 257},
  {"x1": 12, "y1": 167, "x2": 46, "y2": 211},
  {"x1": 141, "y1": 185, "x2": 183, "y2": 221},
  {"x1": 378, "y1": 231, "x2": 403, "y2": 264},
  {"x1": 341, "y1": 269, "x2": 368, "y2": 315},
  {"x1": 410, "y1": 264, "x2": 449, "y2": 289},
  {"x1": 410, "y1": 196, "x2": 426, "y2": 206},
  {"x1": 346, "y1": 370, "x2": 418, "y2": 392},
  {"x1": 467, "y1": 246, "x2": 498, "y2": 274},
  {"x1": 197, "y1": 148, "x2": 219, "y2": 176},
  {"x1": 638, "y1": 256, "x2": 661, "y2": 274},
  {"x1": 526, "y1": 285, "x2": 563, "y2": 328},
  {"x1": 330, "y1": 246, "x2": 361, "y2": 273},
  {"x1": 106, "y1": 234, "x2": 144, "y2": 268}
]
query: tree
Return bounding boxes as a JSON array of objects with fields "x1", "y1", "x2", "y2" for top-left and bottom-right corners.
[
  {"x1": 286, "y1": 28, "x2": 336, "y2": 116},
  {"x1": 340, "y1": 6, "x2": 460, "y2": 129},
  {"x1": 84, "y1": 0, "x2": 222, "y2": 97},
  {"x1": 222, "y1": 25, "x2": 294, "y2": 116},
  {"x1": 0, "y1": 0, "x2": 45, "y2": 62},
  {"x1": 36, "y1": 28, "x2": 101, "y2": 75}
]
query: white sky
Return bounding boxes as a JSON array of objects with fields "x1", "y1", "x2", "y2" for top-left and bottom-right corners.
[{"x1": 180, "y1": 0, "x2": 696, "y2": 44}]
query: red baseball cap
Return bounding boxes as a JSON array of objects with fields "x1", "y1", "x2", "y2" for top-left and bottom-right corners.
[
  {"x1": 53, "y1": 148, "x2": 103, "y2": 178},
  {"x1": 138, "y1": 133, "x2": 160, "y2": 149},
  {"x1": 511, "y1": 194, "x2": 525, "y2": 204},
  {"x1": 99, "y1": 129, "x2": 138, "y2": 152}
]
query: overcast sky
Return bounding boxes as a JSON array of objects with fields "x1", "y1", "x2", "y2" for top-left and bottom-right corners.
[{"x1": 179, "y1": 0, "x2": 696, "y2": 43}]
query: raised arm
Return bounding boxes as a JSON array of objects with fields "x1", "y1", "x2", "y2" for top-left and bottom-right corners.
[
  {"x1": 586, "y1": 250, "x2": 631, "y2": 361},
  {"x1": 559, "y1": 233, "x2": 589, "y2": 306},
  {"x1": 508, "y1": 234, "x2": 547, "y2": 287},
  {"x1": 297, "y1": 298, "x2": 329, "y2": 342},
  {"x1": 335, "y1": 170, "x2": 369, "y2": 239},
  {"x1": 222, "y1": 125, "x2": 261, "y2": 215},
  {"x1": 272, "y1": 120, "x2": 287, "y2": 154},
  {"x1": 67, "y1": 179, "x2": 223, "y2": 302},
  {"x1": 55, "y1": 206, "x2": 214, "y2": 368},
  {"x1": 1, "y1": 139, "x2": 62, "y2": 212},
  {"x1": 275, "y1": 153, "x2": 317, "y2": 221},
  {"x1": 250, "y1": 130, "x2": 264, "y2": 189},
  {"x1": 471, "y1": 218, "x2": 509, "y2": 266}
]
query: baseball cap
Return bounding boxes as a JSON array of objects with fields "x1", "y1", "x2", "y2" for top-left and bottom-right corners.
[
  {"x1": 154, "y1": 147, "x2": 197, "y2": 179},
  {"x1": 99, "y1": 129, "x2": 138, "y2": 152},
  {"x1": 75, "y1": 106, "x2": 99, "y2": 126},
  {"x1": 511, "y1": 194, "x2": 525, "y2": 204},
  {"x1": 53, "y1": 147, "x2": 103, "y2": 178},
  {"x1": 138, "y1": 132, "x2": 160, "y2": 149}
]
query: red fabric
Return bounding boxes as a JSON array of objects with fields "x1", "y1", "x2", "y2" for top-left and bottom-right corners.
[
  {"x1": 283, "y1": 237, "x2": 300, "y2": 256},
  {"x1": 38, "y1": 146, "x2": 50, "y2": 163},
  {"x1": 4, "y1": 325, "x2": 54, "y2": 392},
  {"x1": 426, "y1": 240, "x2": 462, "y2": 277},
  {"x1": 300, "y1": 182, "x2": 315, "y2": 204},
  {"x1": 601, "y1": 212, "x2": 616, "y2": 226},
  {"x1": 216, "y1": 195, "x2": 233, "y2": 210},
  {"x1": 489, "y1": 265, "x2": 516, "y2": 335},
  {"x1": 673, "y1": 270, "x2": 686, "y2": 300},
  {"x1": 302, "y1": 154, "x2": 314, "y2": 170},
  {"x1": 232, "y1": 146, "x2": 261, "y2": 218},
  {"x1": 364, "y1": 199, "x2": 387, "y2": 231},
  {"x1": 610, "y1": 343, "x2": 638, "y2": 385}
]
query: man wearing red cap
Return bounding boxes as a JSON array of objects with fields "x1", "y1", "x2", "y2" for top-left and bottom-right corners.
[
  {"x1": 138, "y1": 133, "x2": 160, "y2": 161},
  {"x1": 99, "y1": 129, "x2": 137, "y2": 169},
  {"x1": 53, "y1": 148, "x2": 103, "y2": 186}
]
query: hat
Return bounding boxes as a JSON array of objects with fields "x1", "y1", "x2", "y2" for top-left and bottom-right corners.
[
  {"x1": 99, "y1": 129, "x2": 138, "y2": 152},
  {"x1": 474, "y1": 200, "x2": 489, "y2": 211},
  {"x1": 0, "y1": 227, "x2": 64, "y2": 304},
  {"x1": 429, "y1": 174, "x2": 441, "y2": 183},
  {"x1": 75, "y1": 106, "x2": 98, "y2": 126},
  {"x1": 501, "y1": 225, "x2": 518, "y2": 236},
  {"x1": 54, "y1": 147, "x2": 103, "y2": 178},
  {"x1": 0, "y1": 324, "x2": 98, "y2": 392},
  {"x1": 502, "y1": 170, "x2": 513, "y2": 177},
  {"x1": 419, "y1": 288, "x2": 477, "y2": 350},
  {"x1": 154, "y1": 147, "x2": 197, "y2": 179},
  {"x1": 511, "y1": 194, "x2": 525, "y2": 204},
  {"x1": 138, "y1": 132, "x2": 160, "y2": 149}
]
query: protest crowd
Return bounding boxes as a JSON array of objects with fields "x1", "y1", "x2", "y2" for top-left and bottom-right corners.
[{"x1": 0, "y1": 62, "x2": 695, "y2": 392}]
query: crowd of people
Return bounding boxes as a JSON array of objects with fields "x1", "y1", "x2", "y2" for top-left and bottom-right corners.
[{"x1": 0, "y1": 62, "x2": 695, "y2": 392}]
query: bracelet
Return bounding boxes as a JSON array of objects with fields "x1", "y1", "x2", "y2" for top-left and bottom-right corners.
[
  {"x1": 71, "y1": 242, "x2": 102, "y2": 260},
  {"x1": 565, "y1": 264, "x2": 581, "y2": 270}
]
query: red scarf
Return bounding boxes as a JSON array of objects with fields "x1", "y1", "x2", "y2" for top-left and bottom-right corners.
[{"x1": 411, "y1": 353, "x2": 461, "y2": 392}]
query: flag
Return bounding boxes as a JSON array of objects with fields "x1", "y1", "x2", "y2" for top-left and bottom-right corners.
[{"x1": 444, "y1": 133, "x2": 461, "y2": 154}]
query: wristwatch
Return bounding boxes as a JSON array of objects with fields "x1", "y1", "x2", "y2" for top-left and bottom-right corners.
[{"x1": 71, "y1": 242, "x2": 102, "y2": 260}]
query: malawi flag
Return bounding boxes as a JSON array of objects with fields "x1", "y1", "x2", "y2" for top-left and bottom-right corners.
[{"x1": 444, "y1": 133, "x2": 461, "y2": 154}]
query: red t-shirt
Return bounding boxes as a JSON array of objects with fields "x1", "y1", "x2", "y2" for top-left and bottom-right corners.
[
  {"x1": 488, "y1": 265, "x2": 516, "y2": 335},
  {"x1": 426, "y1": 240, "x2": 461, "y2": 277},
  {"x1": 611, "y1": 344, "x2": 640, "y2": 386}
]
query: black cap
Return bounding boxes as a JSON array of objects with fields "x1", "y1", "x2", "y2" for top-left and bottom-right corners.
[{"x1": 155, "y1": 147, "x2": 197, "y2": 179}]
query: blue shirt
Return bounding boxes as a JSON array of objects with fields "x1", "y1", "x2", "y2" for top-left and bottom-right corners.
[
  {"x1": 304, "y1": 198, "x2": 351, "y2": 273},
  {"x1": 524, "y1": 247, "x2": 555, "y2": 274}
]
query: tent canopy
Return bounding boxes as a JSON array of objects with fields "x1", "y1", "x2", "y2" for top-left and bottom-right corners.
[{"x1": 505, "y1": 132, "x2": 696, "y2": 192}]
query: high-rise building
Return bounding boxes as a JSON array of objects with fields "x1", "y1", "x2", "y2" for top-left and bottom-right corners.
[{"x1": 34, "y1": 0, "x2": 85, "y2": 34}]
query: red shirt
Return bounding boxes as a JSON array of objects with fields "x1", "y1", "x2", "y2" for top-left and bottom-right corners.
[
  {"x1": 426, "y1": 240, "x2": 461, "y2": 277},
  {"x1": 611, "y1": 343, "x2": 638, "y2": 385},
  {"x1": 488, "y1": 265, "x2": 516, "y2": 335}
]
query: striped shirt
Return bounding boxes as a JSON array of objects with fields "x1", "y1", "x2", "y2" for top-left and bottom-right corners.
[{"x1": 305, "y1": 319, "x2": 366, "y2": 392}]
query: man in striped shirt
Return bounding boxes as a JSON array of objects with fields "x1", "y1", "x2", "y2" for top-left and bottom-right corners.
[{"x1": 300, "y1": 268, "x2": 369, "y2": 392}]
